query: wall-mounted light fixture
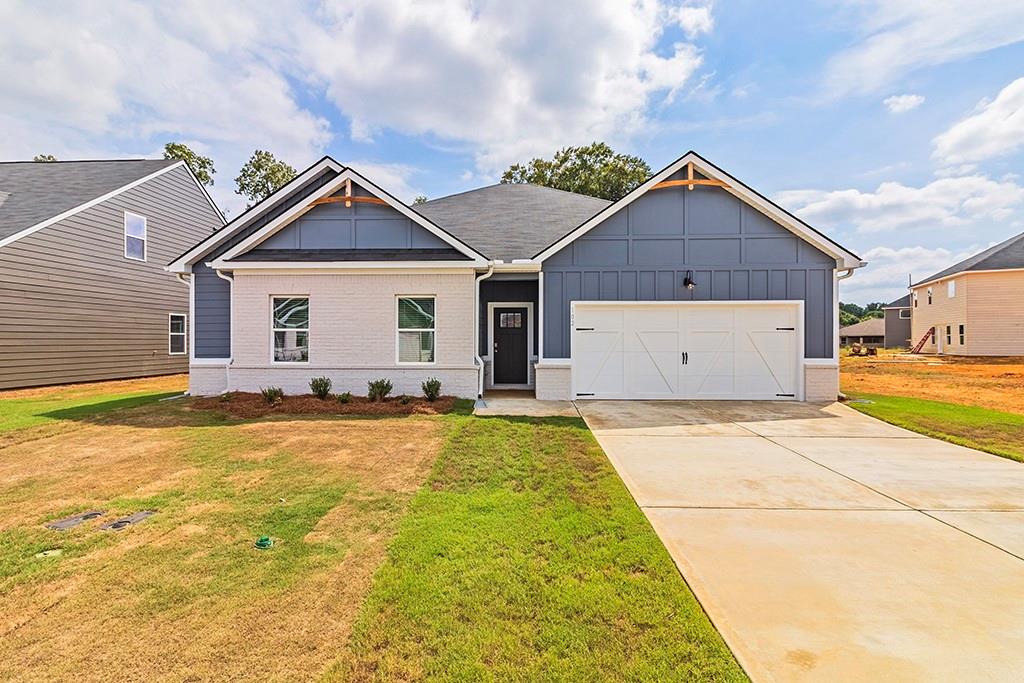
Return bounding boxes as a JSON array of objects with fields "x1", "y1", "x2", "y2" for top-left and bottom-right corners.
[{"x1": 683, "y1": 270, "x2": 696, "y2": 290}]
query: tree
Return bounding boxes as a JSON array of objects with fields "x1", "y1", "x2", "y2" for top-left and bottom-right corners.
[
  {"x1": 839, "y1": 302, "x2": 865, "y2": 319},
  {"x1": 33, "y1": 154, "x2": 57, "y2": 162},
  {"x1": 500, "y1": 141, "x2": 651, "y2": 201},
  {"x1": 234, "y1": 150, "x2": 296, "y2": 206},
  {"x1": 163, "y1": 142, "x2": 215, "y2": 186},
  {"x1": 839, "y1": 310, "x2": 860, "y2": 327},
  {"x1": 412, "y1": 195, "x2": 428, "y2": 205}
]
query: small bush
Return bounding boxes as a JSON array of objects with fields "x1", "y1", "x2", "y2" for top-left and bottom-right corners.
[
  {"x1": 399, "y1": 395, "x2": 412, "y2": 405},
  {"x1": 260, "y1": 386, "x2": 284, "y2": 405},
  {"x1": 337, "y1": 391, "x2": 352, "y2": 404},
  {"x1": 219, "y1": 391, "x2": 235, "y2": 403},
  {"x1": 367, "y1": 378, "x2": 393, "y2": 402},
  {"x1": 422, "y1": 377, "x2": 442, "y2": 402},
  {"x1": 309, "y1": 376, "x2": 333, "y2": 400}
]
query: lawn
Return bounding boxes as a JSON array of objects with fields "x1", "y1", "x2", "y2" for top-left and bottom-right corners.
[
  {"x1": 841, "y1": 355, "x2": 1024, "y2": 463},
  {"x1": 0, "y1": 378, "x2": 743, "y2": 681}
]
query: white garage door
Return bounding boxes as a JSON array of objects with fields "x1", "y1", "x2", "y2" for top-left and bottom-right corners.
[{"x1": 571, "y1": 302, "x2": 802, "y2": 400}]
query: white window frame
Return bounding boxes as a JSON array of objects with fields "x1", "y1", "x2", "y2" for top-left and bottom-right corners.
[
  {"x1": 270, "y1": 295, "x2": 310, "y2": 365},
  {"x1": 396, "y1": 295, "x2": 436, "y2": 366},
  {"x1": 947, "y1": 280, "x2": 956, "y2": 298},
  {"x1": 899, "y1": 309, "x2": 911, "y2": 319},
  {"x1": 927, "y1": 288, "x2": 933, "y2": 305},
  {"x1": 959, "y1": 324, "x2": 966, "y2": 346},
  {"x1": 168, "y1": 313, "x2": 187, "y2": 355},
  {"x1": 123, "y1": 211, "x2": 147, "y2": 261},
  {"x1": 946, "y1": 325, "x2": 952, "y2": 346}
]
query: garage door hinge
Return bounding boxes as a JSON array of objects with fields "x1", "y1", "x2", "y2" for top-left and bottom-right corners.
[
  {"x1": 776, "y1": 327, "x2": 796, "y2": 331},
  {"x1": 576, "y1": 392, "x2": 595, "y2": 397},
  {"x1": 575, "y1": 327, "x2": 594, "y2": 331},
  {"x1": 776, "y1": 393, "x2": 796, "y2": 397}
]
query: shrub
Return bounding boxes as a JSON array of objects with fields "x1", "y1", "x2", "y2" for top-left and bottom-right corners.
[
  {"x1": 218, "y1": 391, "x2": 235, "y2": 403},
  {"x1": 422, "y1": 377, "x2": 442, "y2": 402},
  {"x1": 399, "y1": 395, "x2": 412, "y2": 405},
  {"x1": 337, "y1": 391, "x2": 352, "y2": 404},
  {"x1": 309, "y1": 376, "x2": 333, "y2": 400},
  {"x1": 260, "y1": 386, "x2": 284, "y2": 405},
  {"x1": 367, "y1": 378, "x2": 393, "y2": 402}
]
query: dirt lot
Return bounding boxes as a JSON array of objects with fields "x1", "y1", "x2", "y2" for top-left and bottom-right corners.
[
  {"x1": 841, "y1": 354, "x2": 1024, "y2": 415},
  {"x1": 0, "y1": 390, "x2": 446, "y2": 681}
]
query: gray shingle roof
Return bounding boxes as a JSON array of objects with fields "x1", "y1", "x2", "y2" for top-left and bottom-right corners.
[
  {"x1": 885, "y1": 294, "x2": 911, "y2": 308},
  {"x1": 839, "y1": 317, "x2": 885, "y2": 337},
  {"x1": 913, "y1": 231, "x2": 1024, "y2": 286},
  {"x1": 0, "y1": 159, "x2": 177, "y2": 241},
  {"x1": 415, "y1": 183, "x2": 610, "y2": 261}
]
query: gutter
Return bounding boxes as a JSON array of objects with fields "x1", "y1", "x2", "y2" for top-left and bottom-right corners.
[
  {"x1": 474, "y1": 265, "x2": 495, "y2": 398},
  {"x1": 215, "y1": 269, "x2": 235, "y2": 393}
]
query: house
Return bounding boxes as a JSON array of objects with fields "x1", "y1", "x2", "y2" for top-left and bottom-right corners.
[
  {"x1": 168, "y1": 151, "x2": 864, "y2": 402},
  {"x1": 882, "y1": 294, "x2": 911, "y2": 348},
  {"x1": 0, "y1": 159, "x2": 224, "y2": 389},
  {"x1": 910, "y1": 231, "x2": 1024, "y2": 355},
  {"x1": 839, "y1": 317, "x2": 885, "y2": 348}
]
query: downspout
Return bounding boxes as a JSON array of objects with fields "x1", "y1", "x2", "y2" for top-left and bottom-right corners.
[
  {"x1": 474, "y1": 265, "x2": 495, "y2": 398},
  {"x1": 215, "y1": 269, "x2": 235, "y2": 393},
  {"x1": 175, "y1": 273, "x2": 192, "y2": 395}
]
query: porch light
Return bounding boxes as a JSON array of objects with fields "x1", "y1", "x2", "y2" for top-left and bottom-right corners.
[{"x1": 684, "y1": 271, "x2": 696, "y2": 290}]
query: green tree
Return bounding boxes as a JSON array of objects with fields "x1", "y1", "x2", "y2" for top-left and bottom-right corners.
[
  {"x1": 839, "y1": 310, "x2": 860, "y2": 326},
  {"x1": 33, "y1": 154, "x2": 57, "y2": 162},
  {"x1": 163, "y1": 142, "x2": 215, "y2": 186},
  {"x1": 501, "y1": 141, "x2": 651, "y2": 201},
  {"x1": 234, "y1": 150, "x2": 296, "y2": 206},
  {"x1": 412, "y1": 195, "x2": 428, "y2": 205},
  {"x1": 839, "y1": 302, "x2": 865, "y2": 319}
]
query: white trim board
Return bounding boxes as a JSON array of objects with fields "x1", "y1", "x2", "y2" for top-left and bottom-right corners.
[
  {"x1": 487, "y1": 301, "x2": 535, "y2": 387},
  {"x1": 208, "y1": 261, "x2": 479, "y2": 272},
  {"x1": 532, "y1": 151, "x2": 864, "y2": 271},
  {"x1": 0, "y1": 161, "x2": 217, "y2": 250}
]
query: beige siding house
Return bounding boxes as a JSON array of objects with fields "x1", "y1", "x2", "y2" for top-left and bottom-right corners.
[
  {"x1": 910, "y1": 231, "x2": 1024, "y2": 355},
  {"x1": 0, "y1": 160, "x2": 223, "y2": 389}
]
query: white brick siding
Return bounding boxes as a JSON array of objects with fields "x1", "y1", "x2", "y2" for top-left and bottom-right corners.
[
  {"x1": 534, "y1": 363, "x2": 572, "y2": 400},
  {"x1": 804, "y1": 363, "x2": 839, "y2": 402},
  {"x1": 189, "y1": 363, "x2": 229, "y2": 395}
]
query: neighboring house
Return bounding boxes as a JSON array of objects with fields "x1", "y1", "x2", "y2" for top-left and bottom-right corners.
[
  {"x1": 0, "y1": 159, "x2": 224, "y2": 389},
  {"x1": 910, "y1": 231, "x2": 1024, "y2": 355},
  {"x1": 168, "y1": 151, "x2": 864, "y2": 402},
  {"x1": 882, "y1": 294, "x2": 911, "y2": 348},
  {"x1": 839, "y1": 318, "x2": 885, "y2": 348}
]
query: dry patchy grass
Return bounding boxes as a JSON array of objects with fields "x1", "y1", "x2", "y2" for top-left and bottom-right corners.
[
  {"x1": 841, "y1": 354, "x2": 1024, "y2": 415},
  {"x1": 0, "y1": 402, "x2": 446, "y2": 682}
]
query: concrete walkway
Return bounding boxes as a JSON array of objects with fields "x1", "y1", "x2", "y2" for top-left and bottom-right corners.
[{"x1": 577, "y1": 400, "x2": 1024, "y2": 682}]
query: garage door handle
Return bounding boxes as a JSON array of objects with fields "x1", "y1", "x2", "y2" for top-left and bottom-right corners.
[
  {"x1": 776, "y1": 327, "x2": 795, "y2": 331},
  {"x1": 681, "y1": 352, "x2": 688, "y2": 365},
  {"x1": 575, "y1": 327, "x2": 594, "y2": 331}
]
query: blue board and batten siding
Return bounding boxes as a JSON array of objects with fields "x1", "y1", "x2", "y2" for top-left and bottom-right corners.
[{"x1": 541, "y1": 185, "x2": 836, "y2": 359}]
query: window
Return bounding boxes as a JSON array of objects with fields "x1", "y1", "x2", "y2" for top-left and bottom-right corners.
[
  {"x1": 948, "y1": 280, "x2": 956, "y2": 298},
  {"x1": 946, "y1": 325, "x2": 952, "y2": 345},
  {"x1": 169, "y1": 314, "x2": 186, "y2": 355},
  {"x1": 499, "y1": 312, "x2": 523, "y2": 328},
  {"x1": 959, "y1": 324, "x2": 966, "y2": 345},
  {"x1": 899, "y1": 309, "x2": 911, "y2": 319},
  {"x1": 397, "y1": 297, "x2": 435, "y2": 363},
  {"x1": 930, "y1": 328, "x2": 936, "y2": 344},
  {"x1": 927, "y1": 288, "x2": 932, "y2": 305},
  {"x1": 913, "y1": 292, "x2": 918, "y2": 308},
  {"x1": 272, "y1": 297, "x2": 309, "y2": 363},
  {"x1": 124, "y1": 212, "x2": 146, "y2": 261}
]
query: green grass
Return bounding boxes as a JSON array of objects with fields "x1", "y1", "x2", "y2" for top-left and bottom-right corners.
[
  {"x1": 847, "y1": 393, "x2": 1024, "y2": 463},
  {"x1": 0, "y1": 386, "x2": 181, "y2": 433},
  {"x1": 335, "y1": 414, "x2": 746, "y2": 682}
]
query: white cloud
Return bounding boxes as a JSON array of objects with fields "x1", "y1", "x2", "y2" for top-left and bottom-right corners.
[
  {"x1": 668, "y1": 5, "x2": 714, "y2": 38},
  {"x1": 776, "y1": 175, "x2": 1024, "y2": 233},
  {"x1": 883, "y1": 94, "x2": 924, "y2": 113},
  {"x1": 299, "y1": 0, "x2": 706, "y2": 173},
  {"x1": 932, "y1": 77, "x2": 1024, "y2": 167},
  {"x1": 824, "y1": 1, "x2": 1024, "y2": 96},
  {"x1": 839, "y1": 244, "x2": 982, "y2": 302}
]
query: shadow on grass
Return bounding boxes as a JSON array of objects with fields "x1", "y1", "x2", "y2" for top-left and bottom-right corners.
[{"x1": 40, "y1": 392, "x2": 184, "y2": 422}]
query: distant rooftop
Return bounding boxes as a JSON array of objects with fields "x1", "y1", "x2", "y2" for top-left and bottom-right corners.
[
  {"x1": 0, "y1": 159, "x2": 178, "y2": 241},
  {"x1": 839, "y1": 317, "x2": 884, "y2": 337},
  {"x1": 913, "y1": 231, "x2": 1024, "y2": 287}
]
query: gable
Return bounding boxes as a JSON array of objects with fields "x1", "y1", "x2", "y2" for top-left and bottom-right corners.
[{"x1": 255, "y1": 183, "x2": 450, "y2": 252}]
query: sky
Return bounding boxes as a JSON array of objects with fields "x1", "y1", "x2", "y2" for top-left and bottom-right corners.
[{"x1": 1, "y1": 0, "x2": 1022, "y2": 304}]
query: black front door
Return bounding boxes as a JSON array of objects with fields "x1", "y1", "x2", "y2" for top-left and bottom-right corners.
[{"x1": 493, "y1": 307, "x2": 528, "y2": 384}]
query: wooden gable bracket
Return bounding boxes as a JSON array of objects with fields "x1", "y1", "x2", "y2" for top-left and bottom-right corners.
[
  {"x1": 650, "y1": 162, "x2": 729, "y2": 191},
  {"x1": 308, "y1": 177, "x2": 388, "y2": 209}
]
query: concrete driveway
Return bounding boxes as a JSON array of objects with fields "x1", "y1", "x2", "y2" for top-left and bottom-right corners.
[{"x1": 578, "y1": 400, "x2": 1024, "y2": 682}]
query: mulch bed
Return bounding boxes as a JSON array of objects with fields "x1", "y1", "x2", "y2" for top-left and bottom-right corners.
[{"x1": 191, "y1": 392, "x2": 458, "y2": 418}]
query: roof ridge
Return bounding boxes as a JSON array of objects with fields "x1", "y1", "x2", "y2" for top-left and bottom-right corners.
[
  {"x1": 0, "y1": 158, "x2": 174, "y2": 165},
  {"x1": 422, "y1": 181, "x2": 609, "y2": 205}
]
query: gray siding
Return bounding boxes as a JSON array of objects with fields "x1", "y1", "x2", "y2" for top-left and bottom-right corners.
[
  {"x1": 479, "y1": 278, "x2": 539, "y2": 355},
  {"x1": 0, "y1": 165, "x2": 222, "y2": 389},
  {"x1": 542, "y1": 184, "x2": 837, "y2": 359},
  {"x1": 884, "y1": 309, "x2": 911, "y2": 348},
  {"x1": 255, "y1": 184, "x2": 448, "y2": 252},
  {"x1": 193, "y1": 263, "x2": 231, "y2": 358}
]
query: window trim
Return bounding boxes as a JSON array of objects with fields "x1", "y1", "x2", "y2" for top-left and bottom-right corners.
[
  {"x1": 899, "y1": 309, "x2": 911, "y2": 319},
  {"x1": 168, "y1": 313, "x2": 187, "y2": 355},
  {"x1": 270, "y1": 295, "x2": 310, "y2": 365},
  {"x1": 947, "y1": 280, "x2": 956, "y2": 298},
  {"x1": 927, "y1": 287, "x2": 933, "y2": 305},
  {"x1": 946, "y1": 325, "x2": 952, "y2": 346},
  {"x1": 959, "y1": 324, "x2": 966, "y2": 346},
  {"x1": 123, "y1": 211, "x2": 147, "y2": 261},
  {"x1": 396, "y1": 295, "x2": 437, "y2": 366}
]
